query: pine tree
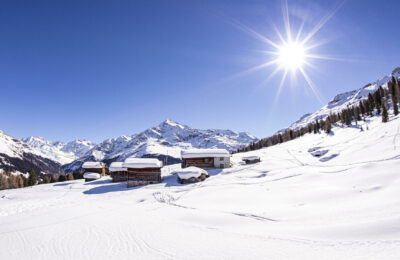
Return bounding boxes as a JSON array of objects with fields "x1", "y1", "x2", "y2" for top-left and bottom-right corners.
[
  {"x1": 0, "y1": 174, "x2": 9, "y2": 190},
  {"x1": 43, "y1": 176, "x2": 50, "y2": 184},
  {"x1": 325, "y1": 119, "x2": 332, "y2": 133},
  {"x1": 58, "y1": 173, "x2": 67, "y2": 182},
  {"x1": 22, "y1": 176, "x2": 28, "y2": 187},
  {"x1": 28, "y1": 168, "x2": 37, "y2": 186},
  {"x1": 391, "y1": 82, "x2": 399, "y2": 116},
  {"x1": 16, "y1": 175, "x2": 24, "y2": 188},
  {"x1": 8, "y1": 175, "x2": 17, "y2": 189},
  {"x1": 50, "y1": 174, "x2": 58, "y2": 183},
  {"x1": 67, "y1": 173, "x2": 74, "y2": 181},
  {"x1": 382, "y1": 99, "x2": 389, "y2": 123}
]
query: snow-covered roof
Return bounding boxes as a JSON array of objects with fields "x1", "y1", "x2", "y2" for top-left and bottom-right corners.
[
  {"x1": 123, "y1": 158, "x2": 163, "y2": 169},
  {"x1": 177, "y1": 166, "x2": 208, "y2": 180},
  {"x1": 83, "y1": 172, "x2": 101, "y2": 179},
  {"x1": 82, "y1": 161, "x2": 105, "y2": 169},
  {"x1": 109, "y1": 162, "x2": 127, "y2": 172},
  {"x1": 242, "y1": 155, "x2": 260, "y2": 160},
  {"x1": 181, "y1": 149, "x2": 230, "y2": 159}
]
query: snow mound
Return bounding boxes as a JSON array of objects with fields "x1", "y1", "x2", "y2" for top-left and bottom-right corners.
[
  {"x1": 177, "y1": 166, "x2": 208, "y2": 180},
  {"x1": 83, "y1": 172, "x2": 100, "y2": 179}
]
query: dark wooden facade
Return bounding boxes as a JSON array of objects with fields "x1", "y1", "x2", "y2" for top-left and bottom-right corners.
[
  {"x1": 181, "y1": 157, "x2": 214, "y2": 169},
  {"x1": 110, "y1": 171, "x2": 128, "y2": 182},
  {"x1": 126, "y1": 167, "x2": 161, "y2": 187},
  {"x1": 243, "y1": 158, "x2": 261, "y2": 164},
  {"x1": 83, "y1": 167, "x2": 106, "y2": 176}
]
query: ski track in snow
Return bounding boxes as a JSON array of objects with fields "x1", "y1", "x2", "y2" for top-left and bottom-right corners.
[{"x1": 1, "y1": 116, "x2": 400, "y2": 259}]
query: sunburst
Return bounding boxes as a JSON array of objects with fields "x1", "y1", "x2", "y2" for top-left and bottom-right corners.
[{"x1": 220, "y1": 0, "x2": 345, "y2": 104}]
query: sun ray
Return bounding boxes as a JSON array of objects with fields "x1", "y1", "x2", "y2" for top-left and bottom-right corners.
[
  {"x1": 301, "y1": 0, "x2": 346, "y2": 45},
  {"x1": 298, "y1": 67, "x2": 324, "y2": 104}
]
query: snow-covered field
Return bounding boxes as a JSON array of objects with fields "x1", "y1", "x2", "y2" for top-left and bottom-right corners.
[{"x1": 1, "y1": 115, "x2": 400, "y2": 259}]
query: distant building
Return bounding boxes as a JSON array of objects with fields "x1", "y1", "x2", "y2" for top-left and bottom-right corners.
[
  {"x1": 109, "y1": 162, "x2": 128, "y2": 182},
  {"x1": 82, "y1": 161, "x2": 106, "y2": 182},
  {"x1": 181, "y1": 149, "x2": 231, "y2": 169},
  {"x1": 242, "y1": 155, "x2": 261, "y2": 164},
  {"x1": 122, "y1": 158, "x2": 163, "y2": 187}
]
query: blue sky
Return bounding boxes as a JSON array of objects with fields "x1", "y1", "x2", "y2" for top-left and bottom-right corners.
[{"x1": 1, "y1": 0, "x2": 400, "y2": 142}]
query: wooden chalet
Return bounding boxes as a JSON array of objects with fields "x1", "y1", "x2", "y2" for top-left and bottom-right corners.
[
  {"x1": 82, "y1": 161, "x2": 106, "y2": 182},
  {"x1": 181, "y1": 149, "x2": 231, "y2": 169},
  {"x1": 122, "y1": 158, "x2": 163, "y2": 187},
  {"x1": 109, "y1": 162, "x2": 128, "y2": 182},
  {"x1": 242, "y1": 155, "x2": 261, "y2": 164}
]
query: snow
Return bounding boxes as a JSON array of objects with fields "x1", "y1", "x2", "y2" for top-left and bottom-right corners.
[
  {"x1": 63, "y1": 120, "x2": 257, "y2": 172},
  {"x1": 177, "y1": 166, "x2": 208, "y2": 180},
  {"x1": 286, "y1": 67, "x2": 400, "y2": 132},
  {"x1": 181, "y1": 148, "x2": 230, "y2": 158},
  {"x1": 1, "y1": 115, "x2": 400, "y2": 259},
  {"x1": 123, "y1": 158, "x2": 163, "y2": 168},
  {"x1": 82, "y1": 162, "x2": 104, "y2": 169},
  {"x1": 109, "y1": 162, "x2": 127, "y2": 172},
  {"x1": 83, "y1": 172, "x2": 101, "y2": 179}
]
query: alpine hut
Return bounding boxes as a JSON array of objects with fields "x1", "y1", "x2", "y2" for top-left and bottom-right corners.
[
  {"x1": 242, "y1": 155, "x2": 261, "y2": 164},
  {"x1": 109, "y1": 162, "x2": 128, "y2": 182},
  {"x1": 82, "y1": 161, "x2": 106, "y2": 182},
  {"x1": 181, "y1": 149, "x2": 231, "y2": 169},
  {"x1": 122, "y1": 158, "x2": 163, "y2": 187}
]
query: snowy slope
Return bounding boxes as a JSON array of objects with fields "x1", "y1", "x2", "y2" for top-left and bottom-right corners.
[
  {"x1": 63, "y1": 119, "x2": 258, "y2": 171},
  {"x1": 287, "y1": 67, "x2": 400, "y2": 131},
  {"x1": 0, "y1": 131, "x2": 63, "y2": 174},
  {"x1": 24, "y1": 136, "x2": 95, "y2": 165},
  {"x1": 1, "y1": 115, "x2": 399, "y2": 259}
]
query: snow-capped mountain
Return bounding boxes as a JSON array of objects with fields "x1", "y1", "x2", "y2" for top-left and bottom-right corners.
[
  {"x1": 23, "y1": 136, "x2": 95, "y2": 165},
  {"x1": 63, "y1": 120, "x2": 258, "y2": 172},
  {"x1": 286, "y1": 67, "x2": 400, "y2": 131},
  {"x1": 0, "y1": 131, "x2": 63, "y2": 175}
]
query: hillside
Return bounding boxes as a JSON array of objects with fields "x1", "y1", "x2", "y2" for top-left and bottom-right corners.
[
  {"x1": 286, "y1": 67, "x2": 400, "y2": 131},
  {"x1": 1, "y1": 114, "x2": 399, "y2": 259}
]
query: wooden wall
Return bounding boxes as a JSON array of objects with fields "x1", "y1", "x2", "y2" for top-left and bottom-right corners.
[{"x1": 182, "y1": 157, "x2": 214, "y2": 169}]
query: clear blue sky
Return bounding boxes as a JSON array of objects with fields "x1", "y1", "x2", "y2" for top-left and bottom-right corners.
[{"x1": 1, "y1": 0, "x2": 400, "y2": 142}]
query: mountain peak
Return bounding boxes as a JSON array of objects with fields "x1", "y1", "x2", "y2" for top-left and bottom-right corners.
[{"x1": 159, "y1": 119, "x2": 186, "y2": 129}]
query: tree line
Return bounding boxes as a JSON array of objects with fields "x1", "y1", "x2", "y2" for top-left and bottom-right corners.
[
  {"x1": 234, "y1": 76, "x2": 400, "y2": 154},
  {"x1": 0, "y1": 169, "x2": 85, "y2": 190}
]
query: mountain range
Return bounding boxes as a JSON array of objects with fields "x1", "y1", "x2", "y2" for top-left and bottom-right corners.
[
  {"x1": 1, "y1": 66, "x2": 399, "y2": 175},
  {"x1": 0, "y1": 120, "x2": 257, "y2": 175}
]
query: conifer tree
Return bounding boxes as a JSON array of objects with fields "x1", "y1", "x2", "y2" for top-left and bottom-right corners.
[
  {"x1": 43, "y1": 176, "x2": 50, "y2": 184},
  {"x1": 16, "y1": 175, "x2": 24, "y2": 188},
  {"x1": 28, "y1": 168, "x2": 37, "y2": 186},
  {"x1": 67, "y1": 173, "x2": 74, "y2": 181},
  {"x1": 22, "y1": 176, "x2": 28, "y2": 187},
  {"x1": 0, "y1": 174, "x2": 9, "y2": 190},
  {"x1": 58, "y1": 173, "x2": 67, "y2": 182},
  {"x1": 391, "y1": 82, "x2": 399, "y2": 116},
  {"x1": 8, "y1": 175, "x2": 17, "y2": 189},
  {"x1": 50, "y1": 174, "x2": 58, "y2": 183},
  {"x1": 382, "y1": 99, "x2": 389, "y2": 123},
  {"x1": 325, "y1": 119, "x2": 332, "y2": 133}
]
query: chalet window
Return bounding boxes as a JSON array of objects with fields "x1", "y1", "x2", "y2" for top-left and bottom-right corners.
[
  {"x1": 220, "y1": 164, "x2": 224, "y2": 168},
  {"x1": 204, "y1": 158, "x2": 209, "y2": 163},
  {"x1": 219, "y1": 157, "x2": 224, "y2": 161}
]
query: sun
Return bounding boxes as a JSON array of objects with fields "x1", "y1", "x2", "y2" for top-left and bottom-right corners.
[{"x1": 278, "y1": 42, "x2": 306, "y2": 70}]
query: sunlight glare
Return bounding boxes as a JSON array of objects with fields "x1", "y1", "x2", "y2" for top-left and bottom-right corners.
[{"x1": 278, "y1": 42, "x2": 305, "y2": 70}]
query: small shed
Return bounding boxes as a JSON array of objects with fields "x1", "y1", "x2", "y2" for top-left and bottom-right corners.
[
  {"x1": 122, "y1": 158, "x2": 163, "y2": 187},
  {"x1": 181, "y1": 149, "x2": 231, "y2": 169},
  {"x1": 242, "y1": 155, "x2": 261, "y2": 164},
  {"x1": 82, "y1": 161, "x2": 106, "y2": 182},
  {"x1": 109, "y1": 162, "x2": 128, "y2": 182}
]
